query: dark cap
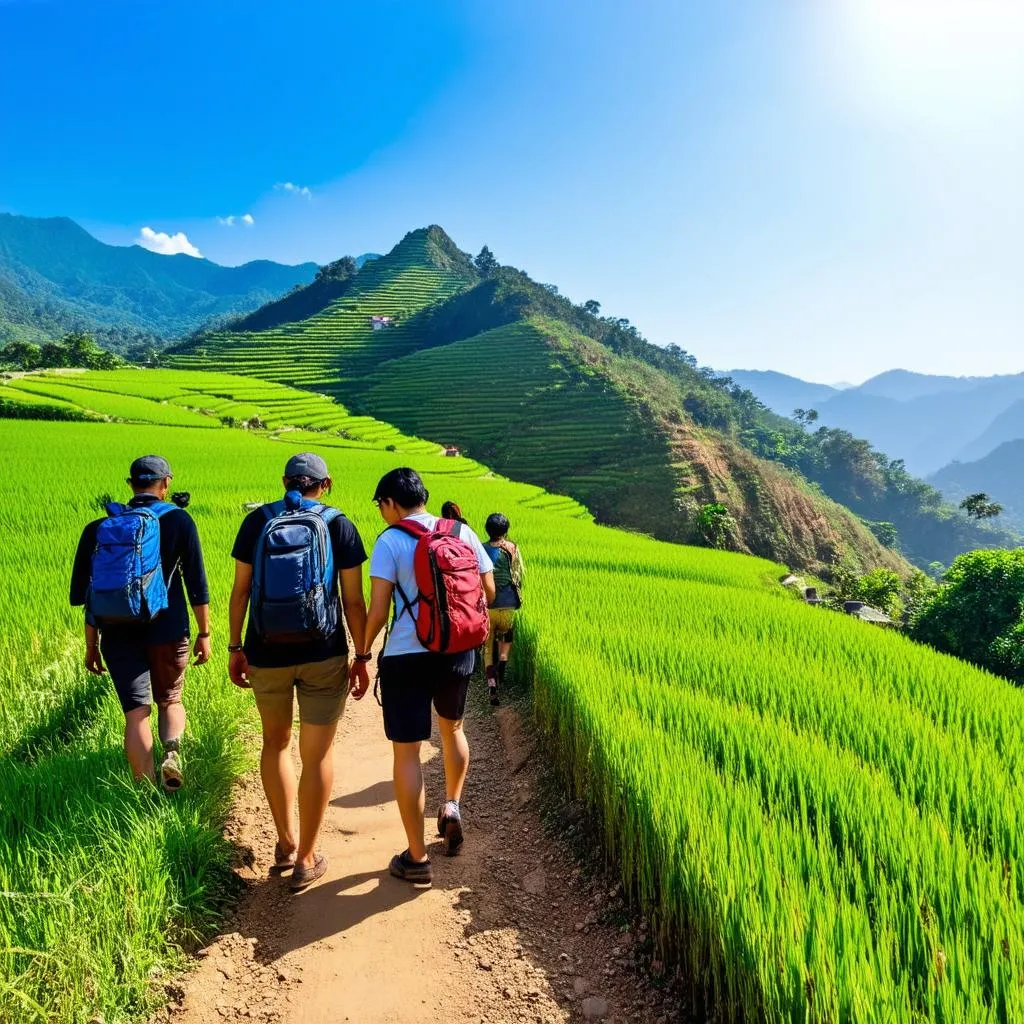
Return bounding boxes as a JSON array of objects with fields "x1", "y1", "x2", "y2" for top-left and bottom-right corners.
[
  {"x1": 129, "y1": 455, "x2": 173, "y2": 482},
  {"x1": 284, "y1": 452, "x2": 329, "y2": 480}
]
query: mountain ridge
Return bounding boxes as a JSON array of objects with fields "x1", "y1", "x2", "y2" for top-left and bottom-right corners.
[{"x1": 0, "y1": 212, "x2": 317, "y2": 347}]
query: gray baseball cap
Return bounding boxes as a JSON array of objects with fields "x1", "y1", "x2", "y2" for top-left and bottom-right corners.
[
  {"x1": 284, "y1": 452, "x2": 330, "y2": 480},
  {"x1": 129, "y1": 455, "x2": 173, "y2": 481}
]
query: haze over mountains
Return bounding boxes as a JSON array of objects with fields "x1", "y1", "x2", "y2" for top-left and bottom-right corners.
[{"x1": 0, "y1": 213, "x2": 317, "y2": 347}]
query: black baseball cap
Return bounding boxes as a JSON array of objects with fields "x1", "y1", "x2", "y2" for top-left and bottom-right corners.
[
  {"x1": 284, "y1": 452, "x2": 329, "y2": 480},
  {"x1": 129, "y1": 455, "x2": 173, "y2": 482}
]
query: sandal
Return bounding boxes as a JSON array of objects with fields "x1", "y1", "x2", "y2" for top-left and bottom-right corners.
[
  {"x1": 389, "y1": 849, "x2": 432, "y2": 886},
  {"x1": 271, "y1": 841, "x2": 297, "y2": 875},
  {"x1": 290, "y1": 853, "x2": 328, "y2": 891}
]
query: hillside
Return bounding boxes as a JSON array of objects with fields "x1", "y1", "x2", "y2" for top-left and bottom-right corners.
[
  {"x1": 0, "y1": 213, "x2": 317, "y2": 347},
  {"x1": 930, "y1": 440, "x2": 1024, "y2": 531},
  {"x1": 168, "y1": 236, "x2": 903, "y2": 574},
  {"x1": 166, "y1": 226, "x2": 477, "y2": 389},
  {"x1": 166, "y1": 225, "x2": 1021, "y2": 572}
]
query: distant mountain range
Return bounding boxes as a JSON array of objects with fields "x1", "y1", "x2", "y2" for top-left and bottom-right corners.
[
  {"x1": 729, "y1": 368, "x2": 1024, "y2": 481},
  {"x1": 0, "y1": 213, "x2": 317, "y2": 347}
]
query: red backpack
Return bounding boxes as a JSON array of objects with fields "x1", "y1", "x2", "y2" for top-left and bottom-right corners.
[{"x1": 389, "y1": 518, "x2": 489, "y2": 654}]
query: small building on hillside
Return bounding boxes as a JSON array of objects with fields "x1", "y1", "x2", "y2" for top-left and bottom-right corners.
[
  {"x1": 843, "y1": 601, "x2": 893, "y2": 627},
  {"x1": 444, "y1": 445, "x2": 462, "y2": 458},
  {"x1": 370, "y1": 315, "x2": 394, "y2": 330}
]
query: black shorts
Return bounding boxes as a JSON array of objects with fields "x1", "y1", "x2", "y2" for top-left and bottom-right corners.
[
  {"x1": 101, "y1": 636, "x2": 189, "y2": 714},
  {"x1": 378, "y1": 650, "x2": 475, "y2": 743}
]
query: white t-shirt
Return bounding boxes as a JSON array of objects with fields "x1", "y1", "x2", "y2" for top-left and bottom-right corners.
[{"x1": 369, "y1": 513, "x2": 493, "y2": 657}]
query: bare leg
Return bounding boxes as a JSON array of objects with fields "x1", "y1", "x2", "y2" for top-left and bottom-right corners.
[
  {"x1": 157, "y1": 700, "x2": 185, "y2": 746},
  {"x1": 258, "y1": 704, "x2": 297, "y2": 858},
  {"x1": 393, "y1": 741, "x2": 428, "y2": 861},
  {"x1": 498, "y1": 641, "x2": 512, "y2": 664},
  {"x1": 124, "y1": 706, "x2": 156, "y2": 783},
  {"x1": 436, "y1": 716, "x2": 469, "y2": 803},
  {"x1": 295, "y1": 720, "x2": 338, "y2": 869}
]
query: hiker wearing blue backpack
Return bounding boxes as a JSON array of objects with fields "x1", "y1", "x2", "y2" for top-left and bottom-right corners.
[
  {"x1": 362, "y1": 468, "x2": 495, "y2": 886},
  {"x1": 69, "y1": 455, "x2": 211, "y2": 790},
  {"x1": 227, "y1": 453, "x2": 369, "y2": 891}
]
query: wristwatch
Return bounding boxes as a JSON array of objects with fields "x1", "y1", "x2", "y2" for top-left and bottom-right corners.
[
  {"x1": 227, "y1": 643, "x2": 243, "y2": 653},
  {"x1": 354, "y1": 652, "x2": 373, "y2": 663}
]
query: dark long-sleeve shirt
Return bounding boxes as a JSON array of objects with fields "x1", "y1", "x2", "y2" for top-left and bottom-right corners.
[{"x1": 70, "y1": 494, "x2": 209, "y2": 645}]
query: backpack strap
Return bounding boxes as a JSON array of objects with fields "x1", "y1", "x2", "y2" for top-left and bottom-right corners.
[
  {"x1": 387, "y1": 518, "x2": 430, "y2": 540},
  {"x1": 148, "y1": 501, "x2": 178, "y2": 519}
]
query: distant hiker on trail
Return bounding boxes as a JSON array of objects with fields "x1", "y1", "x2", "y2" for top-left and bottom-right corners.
[
  {"x1": 70, "y1": 455, "x2": 211, "y2": 790},
  {"x1": 228, "y1": 453, "x2": 369, "y2": 891},
  {"x1": 362, "y1": 468, "x2": 495, "y2": 886},
  {"x1": 482, "y1": 513, "x2": 525, "y2": 706},
  {"x1": 440, "y1": 500, "x2": 469, "y2": 525}
]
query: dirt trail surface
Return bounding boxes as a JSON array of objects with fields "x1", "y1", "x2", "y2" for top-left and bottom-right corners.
[{"x1": 154, "y1": 685, "x2": 686, "y2": 1024}]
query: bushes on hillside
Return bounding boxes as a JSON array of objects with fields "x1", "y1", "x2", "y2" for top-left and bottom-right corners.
[
  {"x1": 0, "y1": 332, "x2": 121, "y2": 371},
  {"x1": 912, "y1": 549, "x2": 1024, "y2": 683}
]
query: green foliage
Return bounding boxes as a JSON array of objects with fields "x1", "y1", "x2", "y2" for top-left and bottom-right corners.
[
  {"x1": 696, "y1": 502, "x2": 736, "y2": 549},
  {"x1": 912, "y1": 548, "x2": 1024, "y2": 682},
  {"x1": 855, "y1": 567, "x2": 904, "y2": 619},
  {"x1": 1, "y1": 331, "x2": 122, "y2": 371},
  {"x1": 959, "y1": 492, "x2": 1003, "y2": 520},
  {"x1": 473, "y1": 245, "x2": 499, "y2": 276},
  {"x1": 315, "y1": 255, "x2": 357, "y2": 283}
]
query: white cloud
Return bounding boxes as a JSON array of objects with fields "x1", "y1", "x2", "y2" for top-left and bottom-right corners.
[
  {"x1": 216, "y1": 213, "x2": 255, "y2": 227},
  {"x1": 275, "y1": 181, "x2": 313, "y2": 199},
  {"x1": 136, "y1": 226, "x2": 202, "y2": 258}
]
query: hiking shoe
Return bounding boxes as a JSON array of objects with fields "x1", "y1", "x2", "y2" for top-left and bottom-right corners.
[
  {"x1": 160, "y1": 750, "x2": 183, "y2": 792},
  {"x1": 488, "y1": 682, "x2": 500, "y2": 707},
  {"x1": 290, "y1": 853, "x2": 328, "y2": 892},
  {"x1": 437, "y1": 800, "x2": 464, "y2": 857},
  {"x1": 389, "y1": 850, "x2": 432, "y2": 887}
]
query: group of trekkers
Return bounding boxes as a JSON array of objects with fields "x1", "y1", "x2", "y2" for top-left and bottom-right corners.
[{"x1": 70, "y1": 452, "x2": 524, "y2": 891}]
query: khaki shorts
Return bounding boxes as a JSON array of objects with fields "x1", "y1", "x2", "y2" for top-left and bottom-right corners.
[{"x1": 247, "y1": 655, "x2": 350, "y2": 726}]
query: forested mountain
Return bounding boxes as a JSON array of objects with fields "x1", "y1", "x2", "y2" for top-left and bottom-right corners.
[
  {"x1": 166, "y1": 226, "x2": 1014, "y2": 572},
  {"x1": 735, "y1": 364, "x2": 1024, "y2": 477},
  {"x1": 0, "y1": 213, "x2": 317, "y2": 349},
  {"x1": 930, "y1": 441, "x2": 1024, "y2": 532}
]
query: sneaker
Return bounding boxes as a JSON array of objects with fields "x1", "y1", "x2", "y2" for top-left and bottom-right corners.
[
  {"x1": 389, "y1": 850, "x2": 432, "y2": 886},
  {"x1": 437, "y1": 800, "x2": 464, "y2": 857},
  {"x1": 160, "y1": 749, "x2": 183, "y2": 792}
]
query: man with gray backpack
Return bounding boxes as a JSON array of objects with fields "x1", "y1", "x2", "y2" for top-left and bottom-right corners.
[
  {"x1": 70, "y1": 455, "x2": 211, "y2": 790},
  {"x1": 228, "y1": 453, "x2": 369, "y2": 891}
]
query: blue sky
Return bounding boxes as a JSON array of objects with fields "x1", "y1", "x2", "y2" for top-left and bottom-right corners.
[{"x1": 1, "y1": 0, "x2": 1021, "y2": 383}]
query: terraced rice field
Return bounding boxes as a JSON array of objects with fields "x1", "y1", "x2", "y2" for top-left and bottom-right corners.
[
  {"x1": 3, "y1": 370, "x2": 1024, "y2": 1023},
  {"x1": 0, "y1": 369, "x2": 438, "y2": 452},
  {"x1": 356, "y1": 318, "x2": 679, "y2": 522},
  {"x1": 165, "y1": 232, "x2": 471, "y2": 390}
]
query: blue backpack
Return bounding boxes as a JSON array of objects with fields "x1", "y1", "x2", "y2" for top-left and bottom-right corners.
[
  {"x1": 250, "y1": 492, "x2": 341, "y2": 644},
  {"x1": 87, "y1": 501, "x2": 176, "y2": 624}
]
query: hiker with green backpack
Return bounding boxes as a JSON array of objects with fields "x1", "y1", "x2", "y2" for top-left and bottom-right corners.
[
  {"x1": 69, "y1": 455, "x2": 211, "y2": 790},
  {"x1": 227, "y1": 453, "x2": 369, "y2": 891},
  {"x1": 362, "y1": 468, "x2": 495, "y2": 886}
]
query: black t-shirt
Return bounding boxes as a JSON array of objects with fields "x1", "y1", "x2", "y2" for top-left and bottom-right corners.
[
  {"x1": 231, "y1": 503, "x2": 367, "y2": 668},
  {"x1": 70, "y1": 494, "x2": 210, "y2": 646}
]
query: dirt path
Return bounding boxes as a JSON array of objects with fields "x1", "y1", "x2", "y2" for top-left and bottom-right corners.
[{"x1": 156, "y1": 685, "x2": 685, "y2": 1024}]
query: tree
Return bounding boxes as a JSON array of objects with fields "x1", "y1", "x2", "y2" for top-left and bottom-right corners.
[
  {"x1": 913, "y1": 548, "x2": 1024, "y2": 683},
  {"x1": 696, "y1": 502, "x2": 736, "y2": 549},
  {"x1": 473, "y1": 246, "x2": 499, "y2": 276},
  {"x1": 960, "y1": 492, "x2": 1003, "y2": 520},
  {"x1": 315, "y1": 255, "x2": 358, "y2": 282},
  {"x1": 792, "y1": 408, "x2": 819, "y2": 427},
  {"x1": 582, "y1": 299, "x2": 601, "y2": 316},
  {"x1": 0, "y1": 340, "x2": 41, "y2": 370},
  {"x1": 39, "y1": 342, "x2": 70, "y2": 368}
]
